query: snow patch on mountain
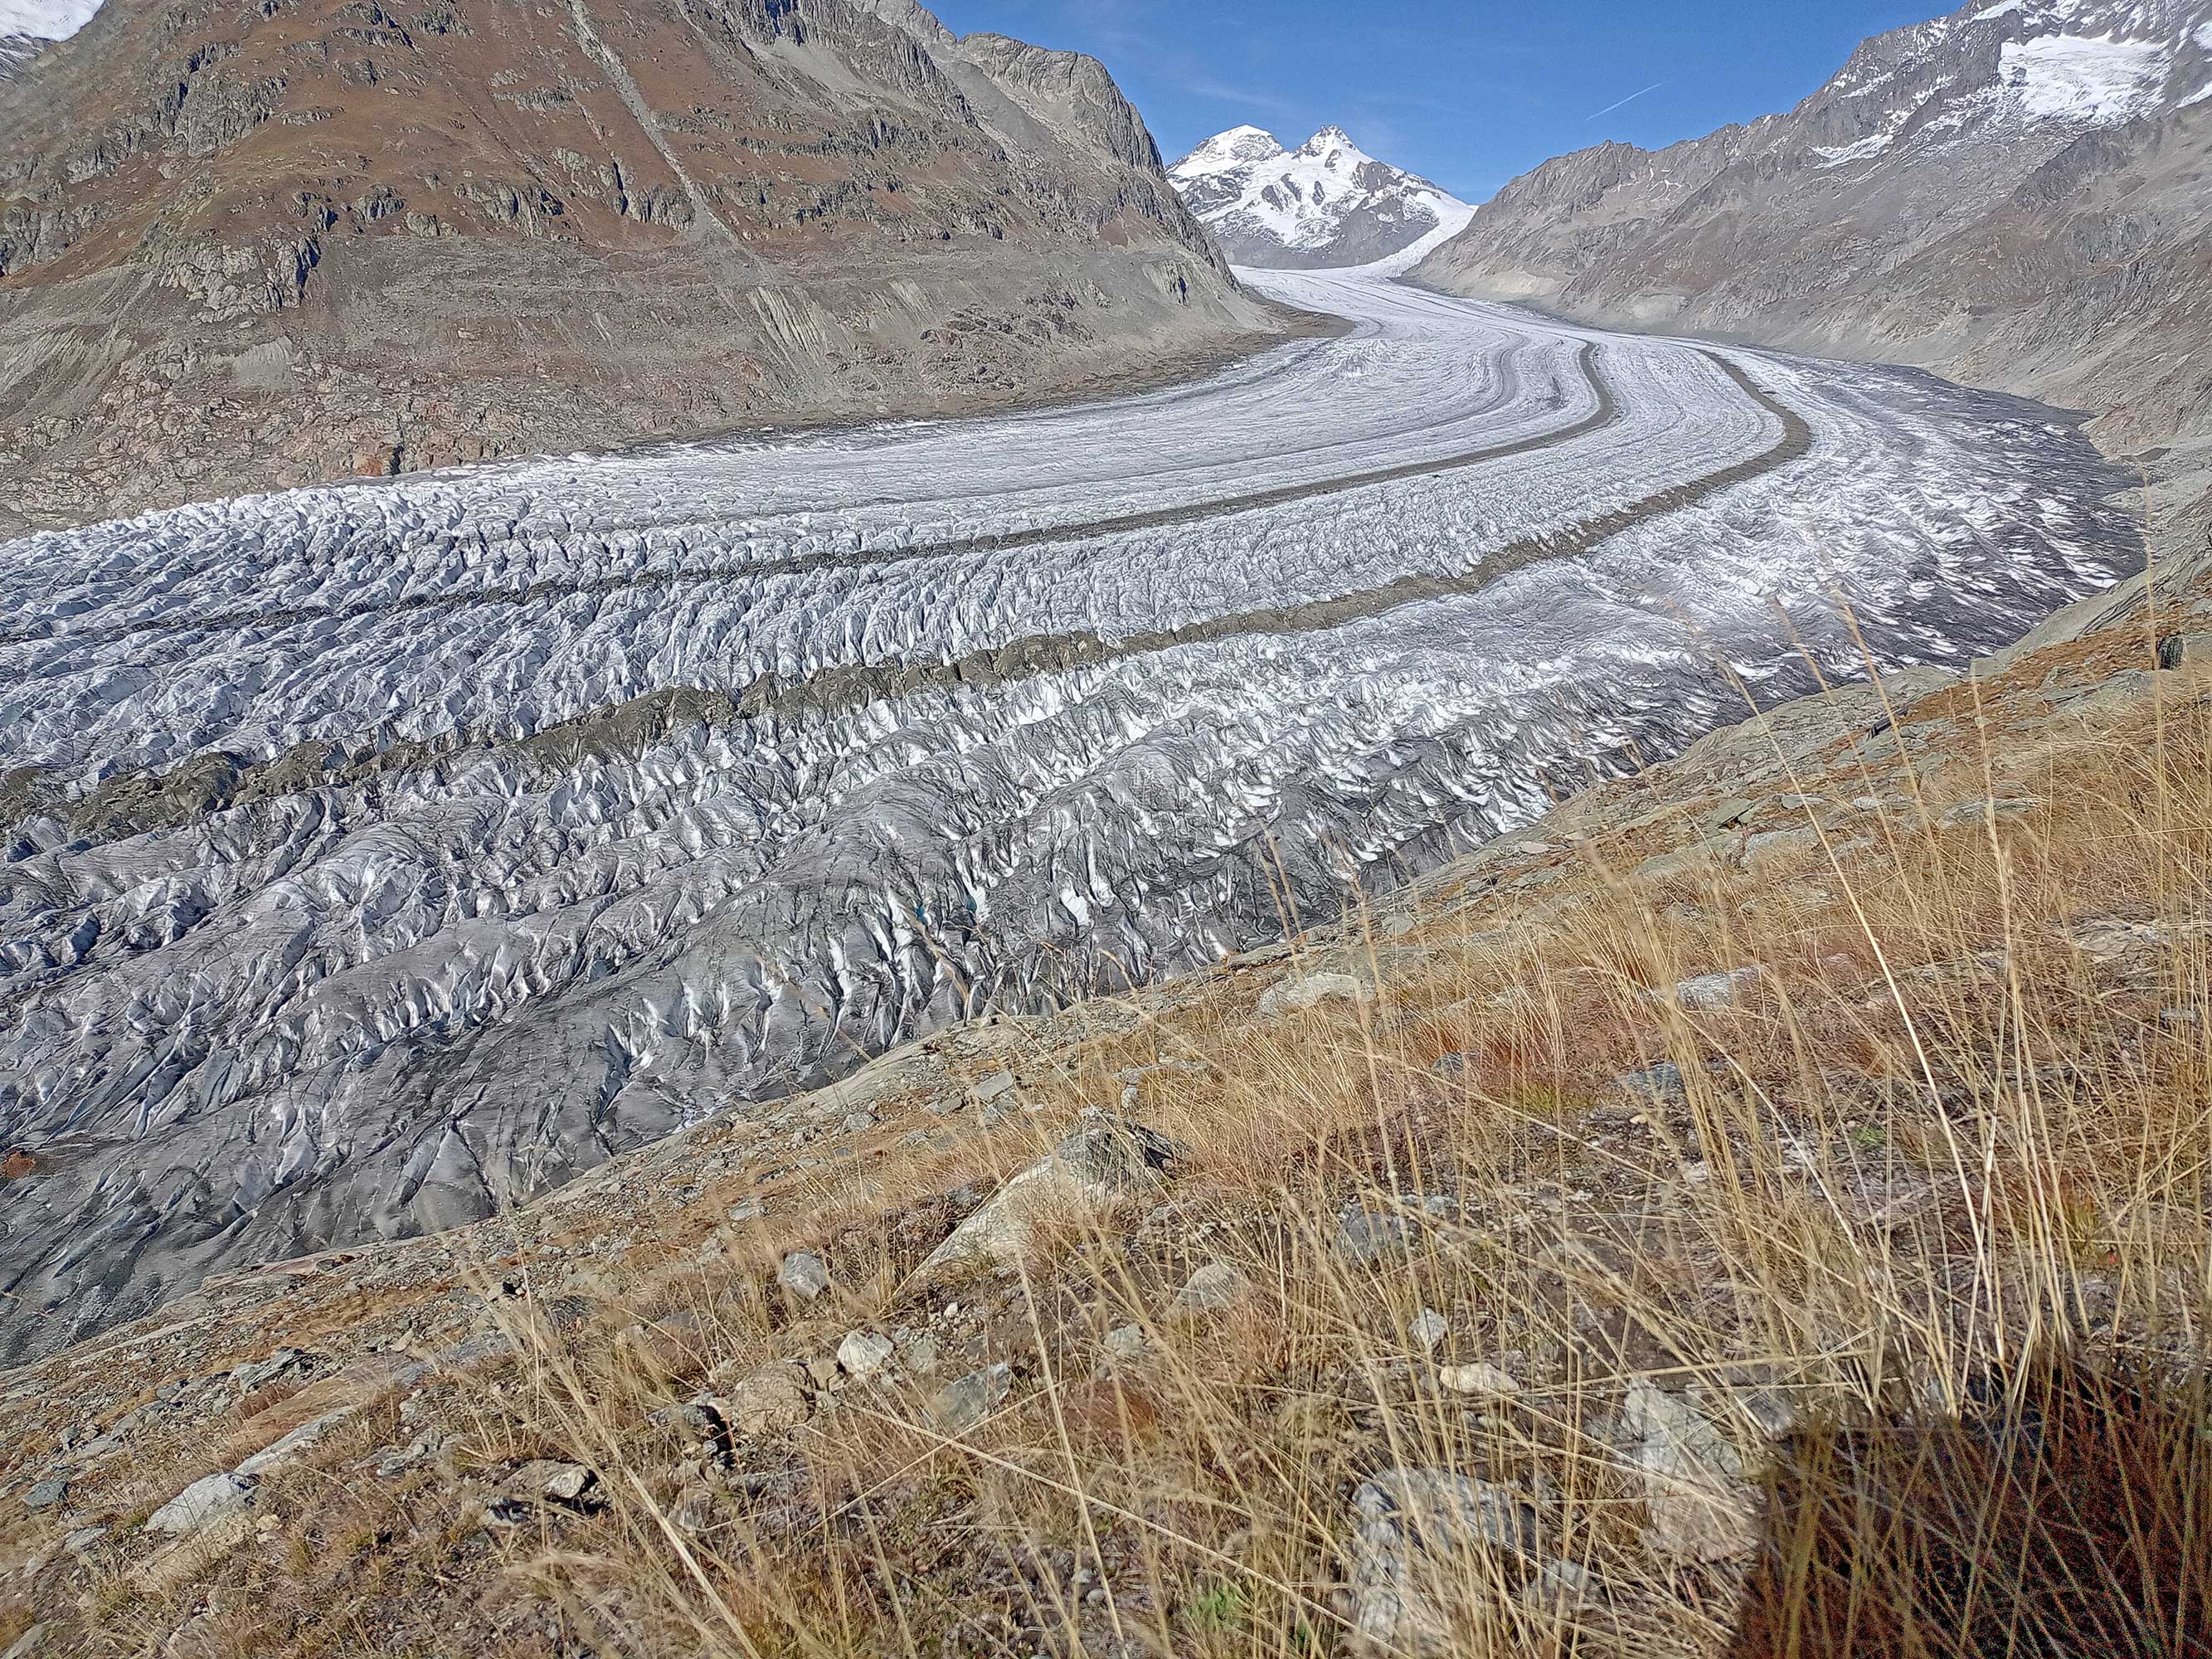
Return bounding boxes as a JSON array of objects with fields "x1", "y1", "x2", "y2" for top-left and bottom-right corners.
[
  {"x1": 2003, "y1": 31, "x2": 2176, "y2": 120},
  {"x1": 0, "y1": 0, "x2": 100, "y2": 38},
  {"x1": 1169, "y1": 125, "x2": 1473, "y2": 270}
]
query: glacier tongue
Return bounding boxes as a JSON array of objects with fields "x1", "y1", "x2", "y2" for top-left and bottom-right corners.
[{"x1": 0, "y1": 269, "x2": 2139, "y2": 1361}]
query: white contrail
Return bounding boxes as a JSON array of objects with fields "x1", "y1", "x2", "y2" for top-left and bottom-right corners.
[{"x1": 1586, "y1": 79, "x2": 1670, "y2": 120}]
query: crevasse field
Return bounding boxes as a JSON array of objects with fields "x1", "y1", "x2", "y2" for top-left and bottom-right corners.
[{"x1": 0, "y1": 265, "x2": 2138, "y2": 1357}]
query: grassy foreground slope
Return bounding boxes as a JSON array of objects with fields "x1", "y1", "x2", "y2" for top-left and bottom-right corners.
[{"x1": 2, "y1": 532, "x2": 2211, "y2": 1656}]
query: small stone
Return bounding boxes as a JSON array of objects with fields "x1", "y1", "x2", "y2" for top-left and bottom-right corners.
[
  {"x1": 931, "y1": 1363, "x2": 1013, "y2": 1433},
  {"x1": 778, "y1": 1250, "x2": 830, "y2": 1300},
  {"x1": 1407, "y1": 1310, "x2": 1448, "y2": 1352},
  {"x1": 1670, "y1": 966, "x2": 1762, "y2": 1010},
  {"x1": 1613, "y1": 1061, "x2": 1687, "y2": 1102},
  {"x1": 1173, "y1": 1261, "x2": 1249, "y2": 1312},
  {"x1": 723, "y1": 1363, "x2": 813, "y2": 1435},
  {"x1": 1102, "y1": 1324, "x2": 1149, "y2": 1360},
  {"x1": 1257, "y1": 971, "x2": 1371, "y2": 1020},
  {"x1": 146, "y1": 1472, "x2": 257, "y2": 1536},
  {"x1": 841, "y1": 1112, "x2": 876, "y2": 1134},
  {"x1": 1335, "y1": 1208, "x2": 1411, "y2": 1264},
  {"x1": 838, "y1": 1331, "x2": 896, "y2": 1379},
  {"x1": 727, "y1": 1198, "x2": 764, "y2": 1222},
  {"x1": 1437, "y1": 1362, "x2": 1519, "y2": 1397},
  {"x1": 24, "y1": 1477, "x2": 67, "y2": 1511}
]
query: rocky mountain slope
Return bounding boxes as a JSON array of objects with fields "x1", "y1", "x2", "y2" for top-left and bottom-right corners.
[
  {"x1": 1170, "y1": 124, "x2": 1473, "y2": 267},
  {"x1": 0, "y1": 0, "x2": 1281, "y2": 533},
  {"x1": 1413, "y1": 0, "x2": 2212, "y2": 543}
]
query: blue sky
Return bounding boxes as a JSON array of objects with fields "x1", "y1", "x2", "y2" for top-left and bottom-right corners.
[{"x1": 932, "y1": 1, "x2": 1948, "y2": 200}]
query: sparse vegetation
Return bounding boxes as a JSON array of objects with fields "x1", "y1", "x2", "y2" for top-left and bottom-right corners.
[{"x1": 5, "y1": 597, "x2": 2210, "y2": 1657}]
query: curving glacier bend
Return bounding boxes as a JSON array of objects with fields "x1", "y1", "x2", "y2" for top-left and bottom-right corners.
[{"x1": 0, "y1": 267, "x2": 2138, "y2": 1360}]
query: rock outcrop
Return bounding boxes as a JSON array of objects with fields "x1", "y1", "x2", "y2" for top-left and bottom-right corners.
[
  {"x1": 0, "y1": 0, "x2": 1280, "y2": 531},
  {"x1": 1413, "y1": 0, "x2": 2212, "y2": 542}
]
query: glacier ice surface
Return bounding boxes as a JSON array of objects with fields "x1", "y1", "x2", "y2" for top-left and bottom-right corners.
[{"x1": 0, "y1": 267, "x2": 2140, "y2": 1360}]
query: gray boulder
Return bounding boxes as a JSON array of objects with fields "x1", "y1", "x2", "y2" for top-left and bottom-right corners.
[
  {"x1": 1346, "y1": 1468, "x2": 1537, "y2": 1652},
  {"x1": 1257, "y1": 971, "x2": 1371, "y2": 1020},
  {"x1": 1621, "y1": 1382, "x2": 1756, "y2": 1561},
  {"x1": 146, "y1": 1472, "x2": 256, "y2": 1536},
  {"x1": 921, "y1": 1117, "x2": 1175, "y2": 1272}
]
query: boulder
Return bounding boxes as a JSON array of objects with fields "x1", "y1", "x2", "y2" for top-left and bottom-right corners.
[
  {"x1": 1437, "y1": 1362, "x2": 1519, "y2": 1398},
  {"x1": 921, "y1": 1117, "x2": 1175, "y2": 1272},
  {"x1": 1258, "y1": 972, "x2": 1371, "y2": 1020},
  {"x1": 931, "y1": 1363, "x2": 1013, "y2": 1433},
  {"x1": 1621, "y1": 1382, "x2": 1757, "y2": 1561},
  {"x1": 1172, "y1": 1262, "x2": 1250, "y2": 1312},
  {"x1": 722, "y1": 1363, "x2": 814, "y2": 1435},
  {"x1": 236, "y1": 1405, "x2": 362, "y2": 1477},
  {"x1": 1346, "y1": 1468, "x2": 1537, "y2": 1652},
  {"x1": 146, "y1": 1472, "x2": 257, "y2": 1536},
  {"x1": 778, "y1": 1250, "x2": 831, "y2": 1301},
  {"x1": 837, "y1": 1331, "x2": 896, "y2": 1379},
  {"x1": 1670, "y1": 966, "x2": 1762, "y2": 1011}
]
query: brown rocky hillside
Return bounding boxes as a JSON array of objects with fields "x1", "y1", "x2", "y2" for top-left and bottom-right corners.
[{"x1": 0, "y1": 0, "x2": 1284, "y2": 533}]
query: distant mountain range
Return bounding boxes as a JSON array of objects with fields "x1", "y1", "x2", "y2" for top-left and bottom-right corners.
[
  {"x1": 1169, "y1": 125, "x2": 1473, "y2": 269},
  {"x1": 1414, "y1": 0, "x2": 2212, "y2": 545}
]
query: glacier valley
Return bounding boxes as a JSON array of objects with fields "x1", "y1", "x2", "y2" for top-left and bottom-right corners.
[{"x1": 0, "y1": 267, "x2": 2140, "y2": 1359}]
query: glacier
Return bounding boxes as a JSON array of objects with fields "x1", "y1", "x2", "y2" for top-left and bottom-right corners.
[{"x1": 0, "y1": 266, "x2": 2140, "y2": 1360}]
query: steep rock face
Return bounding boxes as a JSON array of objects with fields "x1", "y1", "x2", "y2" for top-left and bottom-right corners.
[
  {"x1": 1414, "y1": 0, "x2": 2212, "y2": 539},
  {"x1": 0, "y1": 0, "x2": 1276, "y2": 531},
  {"x1": 1170, "y1": 125, "x2": 1473, "y2": 268}
]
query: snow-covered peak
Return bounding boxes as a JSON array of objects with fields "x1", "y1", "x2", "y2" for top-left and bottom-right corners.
[
  {"x1": 1296, "y1": 124, "x2": 1361, "y2": 156},
  {"x1": 1169, "y1": 124, "x2": 1473, "y2": 271},
  {"x1": 1171, "y1": 125, "x2": 1288, "y2": 178}
]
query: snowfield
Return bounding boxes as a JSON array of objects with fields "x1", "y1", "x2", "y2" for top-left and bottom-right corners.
[{"x1": 0, "y1": 268, "x2": 2140, "y2": 1358}]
